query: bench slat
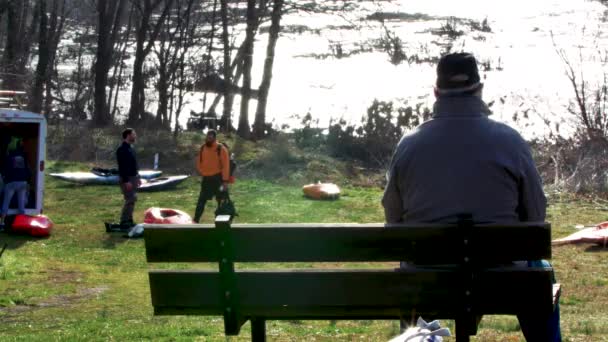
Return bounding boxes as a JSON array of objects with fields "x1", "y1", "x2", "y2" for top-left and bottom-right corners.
[
  {"x1": 148, "y1": 268, "x2": 554, "y2": 318},
  {"x1": 144, "y1": 223, "x2": 551, "y2": 264}
]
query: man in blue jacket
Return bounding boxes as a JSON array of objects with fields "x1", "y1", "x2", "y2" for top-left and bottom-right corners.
[
  {"x1": 383, "y1": 53, "x2": 561, "y2": 341},
  {"x1": 116, "y1": 128, "x2": 141, "y2": 228},
  {"x1": 0, "y1": 137, "x2": 31, "y2": 230}
]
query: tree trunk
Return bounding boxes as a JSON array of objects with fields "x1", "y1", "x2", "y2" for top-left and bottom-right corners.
[
  {"x1": 127, "y1": 0, "x2": 174, "y2": 125},
  {"x1": 2, "y1": 1, "x2": 28, "y2": 89},
  {"x1": 109, "y1": 3, "x2": 134, "y2": 121},
  {"x1": 127, "y1": 8, "x2": 149, "y2": 124},
  {"x1": 156, "y1": 66, "x2": 169, "y2": 127},
  {"x1": 201, "y1": 0, "x2": 218, "y2": 114},
  {"x1": 29, "y1": 0, "x2": 47, "y2": 114},
  {"x1": 237, "y1": 0, "x2": 257, "y2": 138},
  {"x1": 220, "y1": 0, "x2": 234, "y2": 132},
  {"x1": 42, "y1": 0, "x2": 67, "y2": 117},
  {"x1": 93, "y1": 0, "x2": 126, "y2": 127},
  {"x1": 253, "y1": 0, "x2": 283, "y2": 139},
  {"x1": 208, "y1": 10, "x2": 265, "y2": 120}
]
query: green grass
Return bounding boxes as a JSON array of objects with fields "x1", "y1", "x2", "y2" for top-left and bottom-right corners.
[{"x1": 0, "y1": 161, "x2": 607, "y2": 341}]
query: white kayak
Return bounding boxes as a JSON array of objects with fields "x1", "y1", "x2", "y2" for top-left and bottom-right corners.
[
  {"x1": 138, "y1": 175, "x2": 189, "y2": 192},
  {"x1": 49, "y1": 170, "x2": 162, "y2": 185}
]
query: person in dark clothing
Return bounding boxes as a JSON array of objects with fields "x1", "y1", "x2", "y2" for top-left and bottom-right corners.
[
  {"x1": 0, "y1": 137, "x2": 31, "y2": 229},
  {"x1": 116, "y1": 128, "x2": 141, "y2": 228},
  {"x1": 383, "y1": 53, "x2": 561, "y2": 341}
]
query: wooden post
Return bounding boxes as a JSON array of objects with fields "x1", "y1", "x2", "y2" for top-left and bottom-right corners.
[
  {"x1": 251, "y1": 318, "x2": 266, "y2": 342},
  {"x1": 457, "y1": 214, "x2": 474, "y2": 342},
  {"x1": 455, "y1": 319, "x2": 471, "y2": 342},
  {"x1": 216, "y1": 215, "x2": 242, "y2": 335}
]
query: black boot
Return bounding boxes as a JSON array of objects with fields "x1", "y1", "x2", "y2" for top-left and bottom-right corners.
[{"x1": 119, "y1": 220, "x2": 136, "y2": 231}]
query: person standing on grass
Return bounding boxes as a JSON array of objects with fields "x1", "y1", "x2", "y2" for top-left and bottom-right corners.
[
  {"x1": 193, "y1": 130, "x2": 230, "y2": 223},
  {"x1": 116, "y1": 128, "x2": 141, "y2": 228},
  {"x1": 382, "y1": 52, "x2": 561, "y2": 341},
  {"x1": 0, "y1": 137, "x2": 31, "y2": 230}
]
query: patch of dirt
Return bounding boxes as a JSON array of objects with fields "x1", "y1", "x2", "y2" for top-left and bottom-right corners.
[
  {"x1": 45, "y1": 267, "x2": 82, "y2": 284},
  {"x1": 0, "y1": 286, "x2": 109, "y2": 317}
]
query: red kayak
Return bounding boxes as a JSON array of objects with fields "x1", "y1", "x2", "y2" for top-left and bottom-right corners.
[
  {"x1": 143, "y1": 207, "x2": 193, "y2": 225},
  {"x1": 11, "y1": 214, "x2": 53, "y2": 237},
  {"x1": 552, "y1": 221, "x2": 608, "y2": 247}
]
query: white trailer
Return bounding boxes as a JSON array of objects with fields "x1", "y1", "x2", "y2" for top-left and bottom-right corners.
[{"x1": 0, "y1": 109, "x2": 47, "y2": 215}]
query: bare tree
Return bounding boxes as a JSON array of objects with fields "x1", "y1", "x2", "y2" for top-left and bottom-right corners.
[
  {"x1": 236, "y1": 0, "x2": 262, "y2": 138},
  {"x1": 108, "y1": 3, "x2": 135, "y2": 122},
  {"x1": 93, "y1": 0, "x2": 127, "y2": 126},
  {"x1": 30, "y1": 0, "x2": 67, "y2": 115},
  {"x1": 252, "y1": 0, "x2": 283, "y2": 139},
  {"x1": 53, "y1": 25, "x2": 94, "y2": 121},
  {"x1": 219, "y1": 0, "x2": 234, "y2": 132},
  {"x1": 551, "y1": 31, "x2": 608, "y2": 193},
  {"x1": 153, "y1": 0, "x2": 197, "y2": 129},
  {"x1": 554, "y1": 33, "x2": 608, "y2": 145},
  {"x1": 126, "y1": 0, "x2": 174, "y2": 125},
  {"x1": 2, "y1": 0, "x2": 37, "y2": 90}
]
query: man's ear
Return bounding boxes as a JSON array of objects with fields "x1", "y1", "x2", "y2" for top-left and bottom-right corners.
[{"x1": 433, "y1": 87, "x2": 439, "y2": 99}]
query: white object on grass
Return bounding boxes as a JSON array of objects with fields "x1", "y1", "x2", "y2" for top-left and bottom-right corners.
[
  {"x1": 128, "y1": 224, "x2": 145, "y2": 238},
  {"x1": 388, "y1": 317, "x2": 451, "y2": 342}
]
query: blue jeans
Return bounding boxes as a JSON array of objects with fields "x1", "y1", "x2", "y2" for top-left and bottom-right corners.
[
  {"x1": 1, "y1": 181, "x2": 28, "y2": 215},
  {"x1": 398, "y1": 260, "x2": 562, "y2": 341},
  {"x1": 518, "y1": 260, "x2": 562, "y2": 342}
]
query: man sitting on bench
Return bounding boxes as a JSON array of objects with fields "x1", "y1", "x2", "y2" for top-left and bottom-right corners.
[{"x1": 382, "y1": 52, "x2": 561, "y2": 341}]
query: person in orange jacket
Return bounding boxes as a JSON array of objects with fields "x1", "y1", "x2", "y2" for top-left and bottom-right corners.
[{"x1": 193, "y1": 130, "x2": 230, "y2": 223}]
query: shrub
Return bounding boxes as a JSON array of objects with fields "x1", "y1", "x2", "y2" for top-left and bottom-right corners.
[
  {"x1": 293, "y1": 113, "x2": 325, "y2": 149},
  {"x1": 326, "y1": 100, "x2": 431, "y2": 168}
]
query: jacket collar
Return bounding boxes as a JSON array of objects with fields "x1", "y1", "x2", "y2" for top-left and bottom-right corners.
[
  {"x1": 432, "y1": 95, "x2": 491, "y2": 118},
  {"x1": 204, "y1": 141, "x2": 218, "y2": 149}
]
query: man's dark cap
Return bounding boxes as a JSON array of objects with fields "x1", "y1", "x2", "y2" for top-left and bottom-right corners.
[
  {"x1": 436, "y1": 52, "x2": 481, "y2": 93},
  {"x1": 206, "y1": 129, "x2": 217, "y2": 137}
]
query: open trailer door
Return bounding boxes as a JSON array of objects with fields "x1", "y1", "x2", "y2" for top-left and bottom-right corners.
[{"x1": 0, "y1": 109, "x2": 46, "y2": 216}]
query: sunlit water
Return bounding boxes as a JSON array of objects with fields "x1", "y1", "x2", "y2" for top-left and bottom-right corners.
[{"x1": 108, "y1": 0, "x2": 608, "y2": 139}]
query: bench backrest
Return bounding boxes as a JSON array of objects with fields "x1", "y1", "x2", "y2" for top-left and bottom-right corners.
[
  {"x1": 144, "y1": 216, "x2": 554, "y2": 336},
  {"x1": 145, "y1": 216, "x2": 551, "y2": 264}
]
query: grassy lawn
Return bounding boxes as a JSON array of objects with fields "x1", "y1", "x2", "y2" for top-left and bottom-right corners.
[{"x1": 0, "y1": 161, "x2": 607, "y2": 341}]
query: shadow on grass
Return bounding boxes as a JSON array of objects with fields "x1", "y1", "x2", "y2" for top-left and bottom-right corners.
[
  {"x1": 584, "y1": 244, "x2": 608, "y2": 252},
  {"x1": 102, "y1": 232, "x2": 132, "y2": 249},
  {"x1": 53, "y1": 182, "x2": 89, "y2": 189},
  {"x1": 0, "y1": 232, "x2": 43, "y2": 252}
]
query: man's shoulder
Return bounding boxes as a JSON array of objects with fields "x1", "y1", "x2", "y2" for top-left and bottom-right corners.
[
  {"x1": 116, "y1": 142, "x2": 132, "y2": 154},
  {"x1": 486, "y1": 119, "x2": 528, "y2": 144},
  {"x1": 217, "y1": 142, "x2": 229, "y2": 153}
]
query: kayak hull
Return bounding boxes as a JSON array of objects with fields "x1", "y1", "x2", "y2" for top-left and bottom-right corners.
[
  {"x1": 552, "y1": 221, "x2": 608, "y2": 246},
  {"x1": 303, "y1": 183, "x2": 340, "y2": 200},
  {"x1": 49, "y1": 170, "x2": 162, "y2": 185},
  {"x1": 138, "y1": 175, "x2": 189, "y2": 192}
]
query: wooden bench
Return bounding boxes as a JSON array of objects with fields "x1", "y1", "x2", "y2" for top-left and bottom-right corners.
[{"x1": 144, "y1": 215, "x2": 560, "y2": 342}]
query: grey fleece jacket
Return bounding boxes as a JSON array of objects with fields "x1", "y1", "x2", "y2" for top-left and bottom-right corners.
[{"x1": 382, "y1": 95, "x2": 546, "y2": 224}]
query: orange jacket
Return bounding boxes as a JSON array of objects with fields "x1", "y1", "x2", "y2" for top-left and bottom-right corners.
[{"x1": 196, "y1": 142, "x2": 230, "y2": 181}]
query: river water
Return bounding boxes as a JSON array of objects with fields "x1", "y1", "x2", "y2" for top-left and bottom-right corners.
[
  {"x1": 253, "y1": 0, "x2": 608, "y2": 138},
  {"x1": 112, "y1": 0, "x2": 608, "y2": 138}
]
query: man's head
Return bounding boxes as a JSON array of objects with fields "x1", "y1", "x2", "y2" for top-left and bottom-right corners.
[
  {"x1": 7, "y1": 136, "x2": 23, "y2": 154},
  {"x1": 205, "y1": 130, "x2": 217, "y2": 146},
  {"x1": 434, "y1": 52, "x2": 483, "y2": 97},
  {"x1": 122, "y1": 128, "x2": 136, "y2": 144}
]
